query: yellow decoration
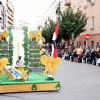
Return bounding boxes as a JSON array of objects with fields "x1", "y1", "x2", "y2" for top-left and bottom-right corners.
[
  {"x1": 38, "y1": 37, "x2": 45, "y2": 45},
  {"x1": 22, "y1": 75, "x2": 28, "y2": 82},
  {"x1": 0, "y1": 30, "x2": 8, "y2": 41},
  {"x1": 40, "y1": 48, "x2": 46, "y2": 55},
  {"x1": 0, "y1": 57, "x2": 8, "y2": 77},
  {"x1": 35, "y1": 30, "x2": 42, "y2": 42},
  {"x1": 40, "y1": 55, "x2": 61, "y2": 76},
  {"x1": 29, "y1": 30, "x2": 45, "y2": 45},
  {"x1": 0, "y1": 83, "x2": 58, "y2": 93},
  {"x1": 29, "y1": 30, "x2": 42, "y2": 42},
  {"x1": 16, "y1": 67, "x2": 28, "y2": 76}
]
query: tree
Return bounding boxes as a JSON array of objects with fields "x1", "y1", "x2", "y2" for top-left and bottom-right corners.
[
  {"x1": 42, "y1": 20, "x2": 56, "y2": 43},
  {"x1": 42, "y1": 7, "x2": 88, "y2": 43},
  {"x1": 59, "y1": 7, "x2": 88, "y2": 41},
  {"x1": 42, "y1": 20, "x2": 62, "y2": 43}
]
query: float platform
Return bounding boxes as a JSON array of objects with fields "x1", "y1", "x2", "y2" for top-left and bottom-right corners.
[{"x1": 0, "y1": 73, "x2": 61, "y2": 93}]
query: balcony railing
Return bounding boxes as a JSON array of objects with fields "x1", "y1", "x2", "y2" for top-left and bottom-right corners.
[
  {"x1": 56, "y1": 7, "x2": 60, "y2": 15},
  {"x1": 0, "y1": 5, "x2": 3, "y2": 12},
  {"x1": 65, "y1": 0, "x2": 71, "y2": 6},
  {"x1": 0, "y1": 0, "x2": 3, "y2": 4},
  {"x1": 6, "y1": 16, "x2": 13, "y2": 25},
  {"x1": 7, "y1": 1, "x2": 14, "y2": 11},
  {"x1": 7, "y1": 3, "x2": 14, "y2": 13},
  {"x1": 0, "y1": 13, "x2": 3, "y2": 19},
  {"x1": 7, "y1": 12, "x2": 13, "y2": 20},
  {"x1": 0, "y1": 19, "x2": 3, "y2": 24}
]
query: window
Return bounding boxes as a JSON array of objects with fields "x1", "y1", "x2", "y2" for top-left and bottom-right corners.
[
  {"x1": 91, "y1": 0, "x2": 95, "y2": 5},
  {"x1": 91, "y1": 16, "x2": 94, "y2": 29},
  {"x1": 77, "y1": 41, "x2": 78, "y2": 47},
  {"x1": 56, "y1": 2, "x2": 61, "y2": 15},
  {"x1": 85, "y1": 0, "x2": 87, "y2": 5},
  {"x1": 77, "y1": 3, "x2": 79, "y2": 9},
  {"x1": 91, "y1": 41, "x2": 94, "y2": 48},
  {"x1": 84, "y1": 0, "x2": 87, "y2": 9},
  {"x1": 79, "y1": 0, "x2": 82, "y2": 7},
  {"x1": 84, "y1": 41, "x2": 86, "y2": 46},
  {"x1": 79, "y1": 41, "x2": 81, "y2": 46},
  {"x1": 84, "y1": 25, "x2": 86, "y2": 30}
]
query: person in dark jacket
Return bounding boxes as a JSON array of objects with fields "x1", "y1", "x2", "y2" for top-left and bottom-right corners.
[{"x1": 87, "y1": 50, "x2": 96, "y2": 64}]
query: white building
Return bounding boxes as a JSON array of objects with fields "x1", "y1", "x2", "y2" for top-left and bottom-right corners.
[
  {"x1": 36, "y1": 0, "x2": 66, "y2": 30},
  {"x1": 0, "y1": 0, "x2": 5, "y2": 30},
  {"x1": 3, "y1": 0, "x2": 14, "y2": 29}
]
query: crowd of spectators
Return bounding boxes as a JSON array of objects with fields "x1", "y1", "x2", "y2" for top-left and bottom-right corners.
[{"x1": 57, "y1": 42, "x2": 100, "y2": 66}]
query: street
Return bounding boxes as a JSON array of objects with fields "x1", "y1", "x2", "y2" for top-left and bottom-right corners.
[{"x1": 0, "y1": 60, "x2": 100, "y2": 100}]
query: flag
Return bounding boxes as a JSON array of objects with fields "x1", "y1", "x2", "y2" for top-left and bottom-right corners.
[
  {"x1": 52, "y1": 22, "x2": 60, "y2": 41},
  {"x1": 51, "y1": 22, "x2": 60, "y2": 58}
]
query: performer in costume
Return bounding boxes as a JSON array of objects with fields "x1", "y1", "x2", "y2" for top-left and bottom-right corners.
[{"x1": 16, "y1": 56, "x2": 23, "y2": 66}]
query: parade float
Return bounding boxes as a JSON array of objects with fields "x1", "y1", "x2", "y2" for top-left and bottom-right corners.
[{"x1": 0, "y1": 26, "x2": 61, "y2": 93}]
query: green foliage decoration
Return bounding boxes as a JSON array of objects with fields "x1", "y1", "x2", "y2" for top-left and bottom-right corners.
[
  {"x1": 55, "y1": 83, "x2": 61, "y2": 90},
  {"x1": 7, "y1": 26, "x2": 14, "y2": 65},
  {"x1": 0, "y1": 41, "x2": 9, "y2": 60},
  {"x1": 22, "y1": 26, "x2": 29, "y2": 67},
  {"x1": 31, "y1": 84, "x2": 37, "y2": 91}
]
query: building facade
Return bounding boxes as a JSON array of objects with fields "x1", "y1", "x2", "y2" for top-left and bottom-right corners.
[
  {"x1": 3, "y1": 0, "x2": 14, "y2": 29},
  {"x1": 0, "y1": 0, "x2": 5, "y2": 30},
  {"x1": 67, "y1": 0, "x2": 99, "y2": 49},
  {"x1": 37, "y1": 0, "x2": 100, "y2": 49},
  {"x1": 36, "y1": 0, "x2": 65, "y2": 29}
]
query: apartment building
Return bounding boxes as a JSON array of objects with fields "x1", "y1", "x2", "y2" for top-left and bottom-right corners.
[
  {"x1": 37, "y1": 0, "x2": 100, "y2": 48},
  {"x1": 3, "y1": 0, "x2": 14, "y2": 28},
  {"x1": 36, "y1": 0, "x2": 65, "y2": 29},
  {"x1": 62, "y1": 0, "x2": 100, "y2": 48},
  {"x1": 0, "y1": 0, "x2": 5, "y2": 30}
]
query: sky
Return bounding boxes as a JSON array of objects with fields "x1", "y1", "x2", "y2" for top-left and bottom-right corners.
[{"x1": 10, "y1": 0, "x2": 55, "y2": 30}]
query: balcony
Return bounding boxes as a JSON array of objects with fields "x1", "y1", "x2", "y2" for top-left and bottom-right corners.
[
  {"x1": 65, "y1": 0, "x2": 71, "y2": 6},
  {"x1": 6, "y1": 3, "x2": 14, "y2": 13},
  {"x1": 7, "y1": 0, "x2": 14, "y2": 11},
  {"x1": 0, "y1": 0, "x2": 3, "y2": 4},
  {"x1": 56, "y1": 7, "x2": 60, "y2": 15},
  {"x1": 6, "y1": 9, "x2": 14, "y2": 21},
  {"x1": 0, "y1": 20, "x2": 3, "y2": 28},
  {"x1": 7, "y1": 12, "x2": 13, "y2": 20},
  {"x1": 0, "y1": 5, "x2": 3, "y2": 12},
  {"x1": 0, "y1": 12, "x2": 3, "y2": 19},
  {"x1": 6, "y1": 16, "x2": 13, "y2": 25}
]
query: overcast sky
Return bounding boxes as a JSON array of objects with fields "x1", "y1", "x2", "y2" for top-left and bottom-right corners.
[{"x1": 10, "y1": 0, "x2": 55, "y2": 30}]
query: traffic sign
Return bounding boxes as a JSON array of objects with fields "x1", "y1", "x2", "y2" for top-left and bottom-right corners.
[{"x1": 85, "y1": 34, "x2": 90, "y2": 40}]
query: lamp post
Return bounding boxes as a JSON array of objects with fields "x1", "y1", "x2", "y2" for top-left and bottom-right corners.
[{"x1": 37, "y1": 16, "x2": 45, "y2": 20}]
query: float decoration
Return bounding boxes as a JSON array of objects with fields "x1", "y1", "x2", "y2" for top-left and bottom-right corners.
[
  {"x1": 40, "y1": 55, "x2": 61, "y2": 80},
  {"x1": 7, "y1": 26, "x2": 14, "y2": 65},
  {"x1": 28, "y1": 30, "x2": 45, "y2": 72},
  {"x1": 22, "y1": 26, "x2": 29, "y2": 68},
  {"x1": 0, "y1": 27, "x2": 61, "y2": 93},
  {"x1": 0, "y1": 57, "x2": 8, "y2": 82}
]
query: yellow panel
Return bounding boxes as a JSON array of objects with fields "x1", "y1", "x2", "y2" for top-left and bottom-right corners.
[
  {"x1": 36, "y1": 83, "x2": 57, "y2": 91},
  {"x1": 0, "y1": 84, "x2": 32, "y2": 93},
  {"x1": 0, "y1": 83, "x2": 58, "y2": 93}
]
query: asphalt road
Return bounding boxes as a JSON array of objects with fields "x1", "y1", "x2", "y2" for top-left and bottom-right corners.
[{"x1": 0, "y1": 60, "x2": 100, "y2": 100}]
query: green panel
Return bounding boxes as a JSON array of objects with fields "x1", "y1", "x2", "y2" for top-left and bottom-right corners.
[{"x1": 0, "y1": 73, "x2": 60, "y2": 85}]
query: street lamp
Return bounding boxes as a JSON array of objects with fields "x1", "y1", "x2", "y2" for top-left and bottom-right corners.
[{"x1": 37, "y1": 16, "x2": 45, "y2": 20}]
